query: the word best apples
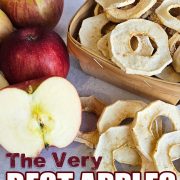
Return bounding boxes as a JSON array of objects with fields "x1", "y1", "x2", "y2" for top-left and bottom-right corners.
[
  {"x1": 0, "y1": 27, "x2": 69, "y2": 84},
  {"x1": 0, "y1": 77, "x2": 81, "y2": 157}
]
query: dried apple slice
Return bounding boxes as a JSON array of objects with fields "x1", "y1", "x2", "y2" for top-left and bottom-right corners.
[
  {"x1": 95, "y1": 0, "x2": 135, "y2": 10},
  {"x1": 98, "y1": 100, "x2": 146, "y2": 134},
  {"x1": 156, "y1": 66, "x2": 180, "y2": 83},
  {"x1": 170, "y1": 144, "x2": 180, "y2": 161},
  {"x1": 101, "y1": 22, "x2": 116, "y2": 35},
  {"x1": 95, "y1": 126, "x2": 140, "y2": 172},
  {"x1": 154, "y1": 131, "x2": 180, "y2": 178},
  {"x1": 141, "y1": 0, "x2": 163, "y2": 19},
  {"x1": 106, "y1": 0, "x2": 157, "y2": 23},
  {"x1": 75, "y1": 96, "x2": 106, "y2": 148},
  {"x1": 156, "y1": 0, "x2": 180, "y2": 33},
  {"x1": 75, "y1": 130, "x2": 99, "y2": 149},
  {"x1": 0, "y1": 77, "x2": 81, "y2": 157},
  {"x1": 97, "y1": 33, "x2": 111, "y2": 59},
  {"x1": 113, "y1": 146, "x2": 141, "y2": 166},
  {"x1": 169, "y1": 33, "x2": 180, "y2": 55},
  {"x1": 0, "y1": 71, "x2": 9, "y2": 89},
  {"x1": 132, "y1": 101, "x2": 180, "y2": 161},
  {"x1": 172, "y1": 46, "x2": 180, "y2": 73},
  {"x1": 95, "y1": 126, "x2": 156, "y2": 172},
  {"x1": 79, "y1": 14, "x2": 109, "y2": 55},
  {"x1": 110, "y1": 19, "x2": 172, "y2": 76},
  {"x1": 94, "y1": 4, "x2": 104, "y2": 16},
  {"x1": 98, "y1": 34, "x2": 154, "y2": 60},
  {"x1": 80, "y1": 96, "x2": 106, "y2": 116}
]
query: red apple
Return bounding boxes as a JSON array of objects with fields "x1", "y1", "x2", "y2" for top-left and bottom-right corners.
[
  {"x1": 0, "y1": 0, "x2": 64, "y2": 29},
  {"x1": 0, "y1": 27, "x2": 69, "y2": 84}
]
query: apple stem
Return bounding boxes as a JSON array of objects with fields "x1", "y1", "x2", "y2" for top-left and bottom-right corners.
[
  {"x1": 27, "y1": 85, "x2": 33, "y2": 94},
  {"x1": 45, "y1": 143, "x2": 49, "y2": 149}
]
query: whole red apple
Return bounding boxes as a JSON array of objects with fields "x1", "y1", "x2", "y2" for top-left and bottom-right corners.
[
  {"x1": 0, "y1": 28, "x2": 69, "y2": 84},
  {"x1": 0, "y1": 0, "x2": 64, "y2": 29}
]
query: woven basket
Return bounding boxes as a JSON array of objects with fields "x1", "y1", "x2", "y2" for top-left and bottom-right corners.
[{"x1": 67, "y1": 0, "x2": 180, "y2": 105}]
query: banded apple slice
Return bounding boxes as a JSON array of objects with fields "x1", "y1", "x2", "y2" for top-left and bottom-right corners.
[{"x1": 0, "y1": 77, "x2": 81, "y2": 157}]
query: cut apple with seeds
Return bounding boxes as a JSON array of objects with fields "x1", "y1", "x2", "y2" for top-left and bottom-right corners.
[{"x1": 0, "y1": 77, "x2": 81, "y2": 157}]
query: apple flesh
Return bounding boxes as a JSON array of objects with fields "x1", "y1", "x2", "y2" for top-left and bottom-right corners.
[
  {"x1": 0, "y1": 0, "x2": 64, "y2": 29},
  {"x1": 0, "y1": 9, "x2": 13, "y2": 43},
  {"x1": 0, "y1": 77, "x2": 81, "y2": 157},
  {"x1": 0, "y1": 28, "x2": 69, "y2": 84}
]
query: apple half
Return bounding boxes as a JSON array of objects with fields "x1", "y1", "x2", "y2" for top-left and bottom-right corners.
[{"x1": 0, "y1": 77, "x2": 81, "y2": 157}]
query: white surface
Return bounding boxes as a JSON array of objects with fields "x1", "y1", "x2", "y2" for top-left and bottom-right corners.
[{"x1": 0, "y1": 0, "x2": 179, "y2": 179}]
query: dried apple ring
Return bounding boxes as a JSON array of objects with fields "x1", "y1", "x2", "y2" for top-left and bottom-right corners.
[
  {"x1": 113, "y1": 146, "x2": 141, "y2": 166},
  {"x1": 98, "y1": 34, "x2": 154, "y2": 60},
  {"x1": 80, "y1": 96, "x2": 106, "y2": 116},
  {"x1": 169, "y1": 32, "x2": 180, "y2": 55},
  {"x1": 170, "y1": 144, "x2": 180, "y2": 161},
  {"x1": 156, "y1": 66, "x2": 180, "y2": 83},
  {"x1": 141, "y1": 0, "x2": 163, "y2": 19},
  {"x1": 154, "y1": 131, "x2": 180, "y2": 178},
  {"x1": 172, "y1": 46, "x2": 180, "y2": 73},
  {"x1": 95, "y1": 126, "x2": 141, "y2": 172},
  {"x1": 110, "y1": 19, "x2": 172, "y2": 76},
  {"x1": 106, "y1": 0, "x2": 157, "y2": 23},
  {"x1": 79, "y1": 14, "x2": 109, "y2": 55},
  {"x1": 95, "y1": 126, "x2": 156, "y2": 172},
  {"x1": 75, "y1": 130, "x2": 99, "y2": 149},
  {"x1": 156, "y1": 0, "x2": 180, "y2": 33},
  {"x1": 97, "y1": 33, "x2": 111, "y2": 59},
  {"x1": 95, "y1": 0, "x2": 135, "y2": 10},
  {"x1": 132, "y1": 101, "x2": 180, "y2": 161},
  {"x1": 75, "y1": 96, "x2": 106, "y2": 148},
  {"x1": 169, "y1": 33, "x2": 180, "y2": 73},
  {"x1": 94, "y1": 4, "x2": 104, "y2": 16},
  {"x1": 98, "y1": 100, "x2": 146, "y2": 134}
]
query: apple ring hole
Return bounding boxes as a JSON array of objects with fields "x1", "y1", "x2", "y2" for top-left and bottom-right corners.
[
  {"x1": 169, "y1": 7, "x2": 180, "y2": 18},
  {"x1": 115, "y1": 161, "x2": 141, "y2": 172},
  {"x1": 130, "y1": 36, "x2": 139, "y2": 51},
  {"x1": 130, "y1": 35, "x2": 157, "y2": 56},
  {"x1": 80, "y1": 112, "x2": 98, "y2": 132},
  {"x1": 173, "y1": 158, "x2": 180, "y2": 172},
  {"x1": 119, "y1": 118, "x2": 134, "y2": 126},
  {"x1": 151, "y1": 116, "x2": 174, "y2": 139},
  {"x1": 149, "y1": 38, "x2": 158, "y2": 55},
  {"x1": 117, "y1": 0, "x2": 140, "y2": 10},
  {"x1": 161, "y1": 116, "x2": 174, "y2": 134}
]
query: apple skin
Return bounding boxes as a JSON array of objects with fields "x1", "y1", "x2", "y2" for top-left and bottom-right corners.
[
  {"x1": 9, "y1": 77, "x2": 47, "y2": 94},
  {"x1": 0, "y1": 27, "x2": 69, "y2": 84},
  {"x1": 0, "y1": 0, "x2": 64, "y2": 29}
]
